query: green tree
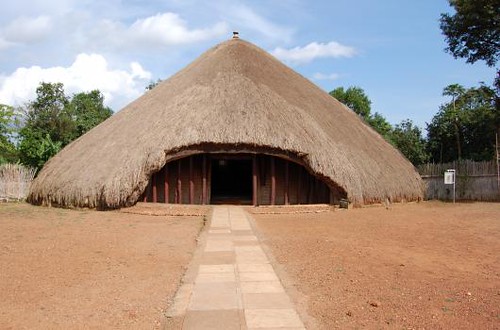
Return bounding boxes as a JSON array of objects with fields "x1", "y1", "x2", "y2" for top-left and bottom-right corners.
[
  {"x1": 330, "y1": 86, "x2": 394, "y2": 141},
  {"x1": 0, "y1": 104, "x2": 20, "y2": 164},
  {"x1": 19, "y1": 131, "x2": 62, "y2": 169},
  {"x1": 427, "y1": 84, "x2": 496, "y2": 162},
  {"x1": 440, "y1": 0, "x2": 500, "y2": 139},
  {"x1": 440, "y1": 0, "x2": 500, "y2": 67},
  {"x1": 329, "y1": 86, "x2": 371, "y2": 119},
  {"x1": 367, "y1": 112, "x2": 393, "y2": 142},
  {"x1": 442, "y1": 84, "x2": 466, "y2": 159},
  {"x1": 67, "y1": 90, "x2": 113, "y2": 137},
  {"x1": 18, "y1": 82, "x2": 113, "y2": 169},
  {"x1": 392, "y1": 119, "x2": 429, "y2": 165},
  {"x1": 21, "y1": 82, "x2": 73, "y2": 145}
]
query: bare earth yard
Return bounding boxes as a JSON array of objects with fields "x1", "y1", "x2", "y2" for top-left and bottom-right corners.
[
  {"x1": 1, "y1": 202, "x2": 499, "y2": 329},
  {"x1": 0, "y1": 203, "x2": 205, "y2": 329},
  {"x1": 251, "y1": 202, "x2": 500, "y2": 330}
]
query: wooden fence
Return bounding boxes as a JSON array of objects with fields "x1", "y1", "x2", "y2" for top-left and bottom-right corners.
[
  {"x1": 0, "y1": 164, "x2": 36, "y2": 201},
  {"x1": 418, "y1": 160, "x2": 500, "y2": 201}
]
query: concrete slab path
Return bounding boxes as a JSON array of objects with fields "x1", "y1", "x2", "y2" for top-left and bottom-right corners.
[{"x1": 170, "y1": 206, "x2": 305, "y2": 329}]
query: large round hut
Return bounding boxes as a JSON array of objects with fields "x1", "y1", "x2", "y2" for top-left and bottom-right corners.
[{"x1": 28, "y1": 35, "x2": 424, "y2": 209}]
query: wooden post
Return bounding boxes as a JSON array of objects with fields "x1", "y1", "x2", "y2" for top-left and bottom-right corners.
[
  {"x1": 202, "y1": 155, "x2": 207, "y2": 204},
  {"x1": 164, "y1": 164, "x2": 169, "y2": 203},
  {"x1": 284, "y1": 161, "x2": 289, "y2": 205},
  {"x1": 177, "y1": 160, "x2": 182, "y2": 204},
  {"x1": 189, "y1": 156, "x2": 194, "y2": 204},
  {"x1": 297, "y1": 166, "x2": 302, "y2": 205},
  {"x1": 312, "y1": 177, "x2": 317, "y2": 203},
  {"x1": 143, "y1": 187, "x2": 148, "y2": 202},
  {"x1": 152, "y1": 172, "x2": 157, "y2": 203},
  {"x1": 252, "y1": 155, "x2": 258, "y2": 206},
  {"x1": 271, "y1": 157, "x2": 276, "y2": 205},
  {"x1": 306, "y1": 175, "x2": 311, "y2": 204},
  {"x1": 207, "y1": 159, "x2": 212, "y2": 204}
]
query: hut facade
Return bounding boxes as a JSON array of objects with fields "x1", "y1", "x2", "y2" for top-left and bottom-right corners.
[{"x1": 28, "y1": 36, "x2": 424, "y2": 209}]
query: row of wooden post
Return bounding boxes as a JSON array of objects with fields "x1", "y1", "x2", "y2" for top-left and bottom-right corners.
[{"x1": 144, "y1": 154, "x2": 326, "y2": 205}]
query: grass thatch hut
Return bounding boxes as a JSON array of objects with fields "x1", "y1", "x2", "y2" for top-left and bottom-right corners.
[{"x1": 28, "y1": 35, "x2": 424, "y2": 209}]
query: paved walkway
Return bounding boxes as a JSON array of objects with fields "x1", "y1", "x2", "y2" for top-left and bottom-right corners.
[{"x1": 171, "y1": 206, "x2": 305, "y2": 329}]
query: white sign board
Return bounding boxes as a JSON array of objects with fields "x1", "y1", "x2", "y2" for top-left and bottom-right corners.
[
  {"x1": 444, "y1": 170, "x2": 455, "y2": 185},
  {"x1": 444, "y1": 169, "x2": 456, "y2": 203}
]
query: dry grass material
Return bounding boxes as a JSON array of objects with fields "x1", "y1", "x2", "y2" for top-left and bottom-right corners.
[
  {"x1": 29, "y1": 38, "x2": 424, "y2": 209},
  {"x1": 0, "y1": 163, "x2": 36, "y2": 201}
]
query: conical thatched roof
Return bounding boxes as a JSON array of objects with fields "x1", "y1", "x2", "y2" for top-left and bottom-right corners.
[{"x1": 28, "y1": 37, "x2": 424, "y2": 209}]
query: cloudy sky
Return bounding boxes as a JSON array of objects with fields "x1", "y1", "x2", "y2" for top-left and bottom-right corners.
[{"x1": 0, "y1": 0, "x2": 496, "y2": 129}]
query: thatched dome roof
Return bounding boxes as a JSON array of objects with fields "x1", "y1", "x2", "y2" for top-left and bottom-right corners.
[{"x1": 28, "y1": 37, "x2": 424, "y2": 209}]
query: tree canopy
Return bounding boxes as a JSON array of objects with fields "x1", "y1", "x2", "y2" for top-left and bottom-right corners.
[
  {"x1": 0, "y1": 104, "x2": 19, "y2": 164},
  {"x1": 330, "y1": 86, "x2": 394, "y2": 141},
  {"x1": 329, "y1": 86, "x2": 371, "y2": 119},
  {"x1": 440, "y1": 0, "x2": 500, "y2": 67},
  {"x1": 392, "y1": 120, "x2": 429, "y2": 165},
  {"x1": 427, "y1": 84, "x2": 497, "y2": 162},
  {"x1": 329, "y1": 86, "x2": 431, "y2": 164},
  {"x1": 18, "y1": 82, "x2": 113, "y2": 169}
]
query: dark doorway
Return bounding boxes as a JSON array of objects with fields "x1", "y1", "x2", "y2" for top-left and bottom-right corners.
[{"x1": 211, "y1": 158, "x2": 252, "y2": 204}]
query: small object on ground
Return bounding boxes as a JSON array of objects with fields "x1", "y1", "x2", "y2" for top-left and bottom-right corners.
[
  {"x1": 369, "y1": 300, "x2": 381, "y2": 307},
  {"x1": 339, "y1": 199, "x2": 349, "y2": 209}
]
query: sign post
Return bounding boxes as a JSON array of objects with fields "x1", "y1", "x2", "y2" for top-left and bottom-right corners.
[{"x1": 444, "y1": 169, "x2": 456, "y2": 203}]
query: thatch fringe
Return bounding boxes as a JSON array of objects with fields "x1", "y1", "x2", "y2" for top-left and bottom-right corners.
[{"x1": 28, "y1": 38, "x2": 424, "y2": 209}]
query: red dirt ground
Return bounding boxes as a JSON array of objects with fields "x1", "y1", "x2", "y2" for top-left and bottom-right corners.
[
  {"x1": 0, "y1": 203, "x2": 206, "y2": 329},
  {"x1": 251, "y1": 201, "x2": 500, "y2": 330}
]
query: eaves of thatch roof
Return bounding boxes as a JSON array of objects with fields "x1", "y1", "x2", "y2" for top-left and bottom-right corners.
[{"x1": 28, "y1": 38, "x2": 424, "y2": 209}]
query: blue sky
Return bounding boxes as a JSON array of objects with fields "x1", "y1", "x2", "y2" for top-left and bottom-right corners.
[{"x1": 0, "y1": 0, "x2": 496, "y2": 130}]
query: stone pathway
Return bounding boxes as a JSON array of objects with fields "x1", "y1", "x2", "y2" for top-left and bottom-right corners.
[{"x1": 171, "y1": 206, "x2": 305, "y2": 329}]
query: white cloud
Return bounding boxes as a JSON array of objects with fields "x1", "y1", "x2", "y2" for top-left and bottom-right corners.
[
  {"x1": 312, "y1": 72, "x2": 341, "y2": 81},
  {"x1": 0, "y1": 53, "x2": 151, "y2": 110},
  {"x1": 272, "y1": 41, "x2": 357, "y2": 64},
  {"x1": 1, "y1": 15, "x2": 52, "y2": 44},
  {"x1": 128, "y1": 12, "x2": 228, "y2": 46}
]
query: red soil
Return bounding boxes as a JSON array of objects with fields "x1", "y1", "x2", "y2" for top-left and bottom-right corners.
[
  {"x1": 0, "y1": 203, "x2": 205, "y2": 329},
  {"x1": 251, "y1": 201, "x2": 500, "y2": 329}
]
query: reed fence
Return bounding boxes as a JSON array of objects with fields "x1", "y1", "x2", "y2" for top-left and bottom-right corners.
[{"x1": 0, "y1": 163, "x2": 36, "y2": 201}]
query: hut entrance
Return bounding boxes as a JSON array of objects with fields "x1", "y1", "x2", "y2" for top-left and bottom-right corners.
[
  {"x1": 210, "y1": 158, "x2": 253, "y2": 204},
  {"x1": 141, "y1": 153, "x2": 344, "y2": 205}
]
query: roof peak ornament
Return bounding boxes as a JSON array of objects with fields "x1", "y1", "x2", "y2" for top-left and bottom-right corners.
[{"x1": 232, "y1": 31, "x2": 239, "y2": 39}]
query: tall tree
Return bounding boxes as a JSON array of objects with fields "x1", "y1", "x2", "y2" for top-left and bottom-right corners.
[
  {"x1": 440, "y1": 0, "x2": 500, "y2": 139},
  {"x1": 21, "y1": 82, "x2": 72, "y2": 144},
  {"x1": 67, "y1": 90, "x2": 113, "y2": 137},
  {"x1": 330, "y1": 86, "x2": 394, "y2": 141},
  {"x1": 442, "y1": 84, "x2": 466, "y2": 159},
  {"x1": 392, "y1": 119, "x2": 429, "y2": 165},
  {"x1": 0, "y1": 104, "x2": 19, "y2": 164},
  {"x1": 367, "y1": 112, "x2": 393, "y2": 142},
  {"x1": 329, "y1": 86, "x2": 371, "y2": 119},
  {"x1": 427, "y1": 84, "x2": 496, "y2": 162},
  {"x1": 440, "y1": 0, "x2": 500, "y2": 67},
  {"x1": 18, "y1": 82, "x2": 113, "y2": 169}
]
